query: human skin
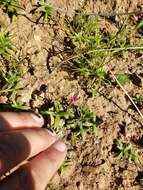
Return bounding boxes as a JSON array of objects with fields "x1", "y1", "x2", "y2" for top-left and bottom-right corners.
[{"x1": 0, "y1": 112, "x2": 67, "y2": 190}]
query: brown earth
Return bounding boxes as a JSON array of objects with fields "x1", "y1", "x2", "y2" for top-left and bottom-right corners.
[{"x1": 0, "y1": 0, "x2": 143, "y2": 189}]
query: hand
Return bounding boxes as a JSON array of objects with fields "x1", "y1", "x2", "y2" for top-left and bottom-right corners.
[{"x1": 0, "y1": 112, "x2": 66, "y2": 190}]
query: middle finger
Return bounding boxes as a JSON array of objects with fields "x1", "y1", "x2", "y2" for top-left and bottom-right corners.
[{"x1": 0, "y1": 128, "x2": 57, "y2": 177}]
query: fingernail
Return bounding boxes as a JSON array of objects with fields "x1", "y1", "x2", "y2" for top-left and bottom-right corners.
[
  {"x1": 31, "y1": 114, "x2": 44, "y2": 124},
  {"x1": 53, "y1": 141, "x2": 66, "y2": 152},
  {"x1": 46, "y1": 129, "x2": 57, "y2": 137}
]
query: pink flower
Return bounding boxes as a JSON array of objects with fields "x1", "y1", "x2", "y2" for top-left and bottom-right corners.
[{"x1": 69, "y1": 95, "x2": 78, "y2": 104}]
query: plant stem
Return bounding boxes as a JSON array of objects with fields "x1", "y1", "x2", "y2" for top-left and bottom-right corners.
[{"x1": 62, "y1": 46, "x2": 143, "y2": 64}]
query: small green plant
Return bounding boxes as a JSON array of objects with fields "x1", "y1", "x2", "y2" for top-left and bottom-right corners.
[
  {"x1": 133, "y1": 95, "x2": 143, "y2": 107},
  {"x1": 59, "y1": 159, "x2": 71, "y2": 176},
  {"x1": 41, "y1": 101, "x2": 72, "y2": 131},
  {"x1": 66, "y1": 15, "x2": 143, "y2": 91},
  {"x1": 0, "y1": 57, "x2": 23, "y2": 101},
  {"x1": 41, "y1": 100, "x2": 99, "y2": 139},
  {"x1": 136, "y1": 19, "x2": 143, "y2": 31},
  {"x1": 109, "y1": 25, "x2": 129, "y2": 58},
  {"x1": 10, "y1": 101, "x2": 29, "y2": 111},
  {"x1": 0, "y1": 70, "x2": 22, "y2": 98},
  {"x1": 114, "y1": 140, "x2": 138, "y2": 163},
  {"x1": 0, "y1": 29, "x2": 22, "y2": 101},
  {"x1": 67, "y1": 106, "x2": 98, "y2": 138},
  {"x1": 66, "y1": 15, "x2": 131, "y2": 90},
  {"x1": 67, "y1": 15, "x2": 107, "y2": 85},
  {"x1": 0, "y1": 101, "x2": 29, "y2": 112},
  {"x1": 0, "y1": 29, "x2": 14, "y2": 57},
  {"x1": 0, "y1": 0, "x2": 20, "y2": 18},
  {"x1": 36, "y1": 0, "x2": 53, "y2": 21},
  {"x1": 116, "y1": 74, "x2": 129, "y2": 86}
]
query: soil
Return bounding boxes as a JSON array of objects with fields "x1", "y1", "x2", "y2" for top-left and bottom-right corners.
[{"x1": 0, "y1": 0, "x2": 143, "y2": 189}]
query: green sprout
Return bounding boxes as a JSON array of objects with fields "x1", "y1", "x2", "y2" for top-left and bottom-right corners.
[
  {"x1": 67, "y1": 106, "x2": 98, "y2": 138},
  {"x1": 133, "y1": 95, "x2": 143, "y2": 107},
  {"x1": 0, "y1": 57, "x2": 23, "y2": 101},
  {"x1": 0, "y1": 0, "x2": 20, "y2": 18},
  {"x1": 10, "y1": 101, "x2": 29, "y2": 111},
  {"x1": 59, "y1": 159, "x2": 71, "y2": 176},
  {"x1": 41, "y1": 100, "x2": 99, "y2": 140},
  {"x1": 0, "y1": 101, "x2": 29, "y2": 112},
  {"x1": 41, "y1": 101, "x2": 72, "y2": 131},
  {"x1": 36, "y1": 0, "x2": 53, "y2": 21},
  {"x1": 114, "y1": 140, "x2": 138, "y2": 163},
  {"x1": 0, "y1": 69, "x2": 22, "y2": 99},
  {"x1": 116, "y1": 74, "x2": 129, "y2": 86},
  {"x1": 136, "y1": 19, "x2": 143, "y2": 31},
  {"x1": 0, "y1": 29, "x2": 14, "y2": 57},
  {"x1": 0, "y1": 29, "x2": 23, "y2": 101}
]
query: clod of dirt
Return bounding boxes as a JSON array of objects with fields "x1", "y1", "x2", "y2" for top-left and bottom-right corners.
[
  {"x1": 129, "y1": 73, "x2": 142, "y2": 87},
  {"x1": 135, "y1": 171, "x2": 143, "y2": 187},
  {"x1": 132, "y1": 136, "x2": 143, "y2": 147}
]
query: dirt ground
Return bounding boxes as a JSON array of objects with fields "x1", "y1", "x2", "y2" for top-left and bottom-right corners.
[{"x1": 0, "y1": 0, "x2": 143, "y2": 189}]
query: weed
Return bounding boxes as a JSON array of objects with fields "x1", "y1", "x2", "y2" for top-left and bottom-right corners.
[
  {"x1": 0, "y1": 58, "x2": 23, "y2": 101},
  {"x1": 108, "y1": 24, "x2": 130, "y2": 58},
  {"x1": 41, "y1": 101, "x2": 72, "y2": 131},
  {"x1": 65, "y1": 15, "x2": 121, "y2": 89},
  {"x1": 0, "y1": 28, "x2": 25, "y2": 102},
  {"x1": 114, "y1": 140, "x2": 138, "y2": 163},
  {"x1": 66, "y1": 15, "x2": 143, "y2": 91},
  {"x1": 0, "y1": 70, "x2": 22, "y2": 99},
  {"x1": 136, "y1": 19, "x2": 143, "y2": 32},
  {"x1": 10, "y1": 101, "x2": 29, "y2": 111},
  {"x1": 0, "y1": 0, "x2": 20, "y2": 19},
  {"x1": 35, "y1": 0, "x2": 53, "y2": 21},
  {"x1": 0, "y1": 101, "x2": 29, "y2": 112},
  {"x1": 67, "y1": 106, "x2": 98, "y2": 138},
  {"x1": 0, "y1": 29, "x2": 14, "y2": 57},
  {"x1": 41, "y1": 100, "x2": 99, "y2": 139},
  {"x1": 116, "y1": 74, "x2": 129, "y2": 86},
  {"x1": 59, "y1": 159, "x2": 71, "y2": 176},
  {"x1": 133, "y1": 95, "x2": 143, "y2": 107}
]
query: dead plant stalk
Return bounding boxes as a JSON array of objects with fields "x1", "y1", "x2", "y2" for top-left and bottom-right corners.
[{"x1": 110, "y1": 71, "x2": 143, "y2": 120}]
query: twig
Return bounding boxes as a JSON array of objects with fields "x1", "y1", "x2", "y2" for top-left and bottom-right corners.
[
  {"x1": 18, "y1": 14, "x2": 50, "y2": 25},
  {"x1": 87, "y1": 46, "x2": 143, "y2": 52},
  {"x1": 110, "y1": 71, "x2": 143, "y2": 120}
]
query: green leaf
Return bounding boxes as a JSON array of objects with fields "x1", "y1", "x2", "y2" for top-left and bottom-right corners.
[
  {"x1": 54, "y1": 115, "x2": 61, "y2": 130},
  {"x1": 136, "y1": 20, "x2": 143, "y2": 30},
  {"x1": 116, "y1": 74, "x2": 129, "y2": 86}
]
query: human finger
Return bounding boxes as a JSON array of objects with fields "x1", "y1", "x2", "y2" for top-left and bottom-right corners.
[
  {"x1": 0, "y1": 141, "x2": 66, "y2": 190},
  {"x1": 0, "y1": 128, "x2": 57, "y2": 177},
  {"x1": 0, "y1": 112, "x2": 44, "y2": 131}
]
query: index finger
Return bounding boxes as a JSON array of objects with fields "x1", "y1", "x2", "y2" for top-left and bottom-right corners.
[{"x1": 0, "y1": 112, "x2": 44, "y2": 131}]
